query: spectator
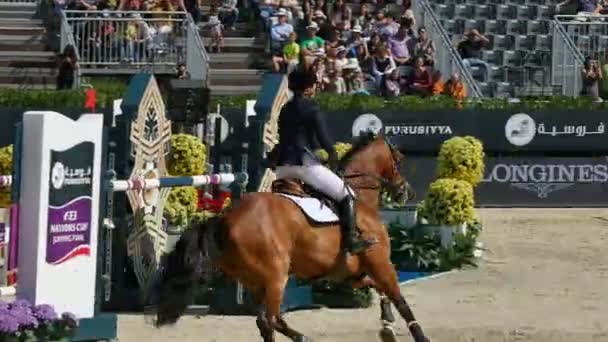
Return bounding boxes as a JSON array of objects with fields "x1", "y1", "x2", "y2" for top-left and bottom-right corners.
[
  {"x1": 311, "y1": 57, "x2": 327, "y2": 90},
  {"x1": 334, "y1": 45, "x2": 349, "y2": 72},
  {"x1": 444, "y1": 72, "x2": 467, "y2": 102},
  {"x1": 349, "y1": 68, "x2": 370, "y2": 95},
  {"x1": 385, "y1": 69, "x2": 401, "y2": 97},
  {"x1": 331, "y1": 0, "x2": 352, "y2": 31},
  {"x1": 557, "y1": 0, "x2": 598, "y2": 15},
  {"x1": 379, "y1": 13, "x2": 400, "y2": 38},
  {"x1": 184, "y1": 0, "x2": 201, "y2": 23},
  {"x1": 220, "y1": 0, "x2": 239, "y2": 31},
  {"x1": 56, "y1": 44, "x2": 78, "y2": 90},
  {"x1": 124, "y1": 18, "x2": 140, "y2": 63},
  {"x1": 413, "y1": 27, "x2": 435, "y2": 66},
  {"x1": 313, "y1": 11, "x2": 334, "y2": 41},
  {"x1": 356, "y1": 4, "x2": 373, "y2": 35},
  {"x1": 270, "y1": 9, "x2": 294, "y2": 54},
  {"x1": 346, "y1": 25, "x2": 366, "y2": 54},
  {"x1": 388, "y1": 25, "x2": 412, "y2": 65},
  {"x1": 401, "y1": 9, "x2": 416, "y2": 28},
  {"x1": 301, "y1": 21, "x2": 325, "y2": 69},
  {"x1": 177, "y1": 63, "x2": 191, "y2": 79},
  {"x1": 431, "y1": 70, "x2": 444, "y2": 95},
  {"x1": 206, "y1": 6, "x2": 224, "y2": 52},
  {"x1": 457, "y1": 29, "x2": 490, "y2": 82},
  {"x1": 581, "y1": 56, "x2": 603, "y2": 100},
  {"x1": 367, "y1": 32, "x2": 384, "y2": 57},
  {"x1": 403, "y1": 56, "x2": 432, "y2": 95},
  {"x1": 272, "y1": 31, "x2": 300, "y2": 73},
  {"x1": 325, "y1": 69, "x2": 347, "y2": 94},
  {"x1": 371, "y1": 46, "x2": 396, "y2": 91}
]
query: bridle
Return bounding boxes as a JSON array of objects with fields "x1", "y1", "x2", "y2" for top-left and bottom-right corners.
[{"x1": 341, "y1": 137, "x2": 409, "y2": 198}]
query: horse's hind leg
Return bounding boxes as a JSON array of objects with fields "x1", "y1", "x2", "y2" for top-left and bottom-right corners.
[
  {"x1": 362, "y1": 257, "x2": 430, "y2": 342},
  {"x1": 257, "y1": 277, "x2": 313, "y2": 342}
]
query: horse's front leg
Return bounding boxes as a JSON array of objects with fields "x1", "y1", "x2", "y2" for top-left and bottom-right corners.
[{"x1": 351, "y1": 276, "x2": 397, "y2": 342}]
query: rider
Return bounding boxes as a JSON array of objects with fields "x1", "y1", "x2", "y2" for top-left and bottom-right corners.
[{"x1": 272, "y1": 70, "x2": 376, "y2": 254}]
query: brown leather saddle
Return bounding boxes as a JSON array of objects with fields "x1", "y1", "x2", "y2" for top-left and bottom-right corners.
[{"x1": 271, "y1": 179, "x2": 339, "y2": 214}]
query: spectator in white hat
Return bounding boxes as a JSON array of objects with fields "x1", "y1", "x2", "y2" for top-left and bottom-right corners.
[
  {"x1": 301, "y1": 21, "x2": 326, "y2": 68},
  {"x1": 334, "y1": 45, "x2": 349, "y2": 71},
  {"x1": 346, "y1": 24, "x2": 368, "y2": 57},
  {"x1": 270, "y1": 8, "x2": 294, "y2": 53}
]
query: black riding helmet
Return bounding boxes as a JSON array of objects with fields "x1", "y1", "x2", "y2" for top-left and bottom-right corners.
[{"x1": 288, "y1": 70, "x2": 317, "y2": 94}]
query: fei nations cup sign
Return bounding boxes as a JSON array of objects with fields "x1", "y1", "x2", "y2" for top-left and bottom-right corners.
[{"x1": 17, "y1": 111, "x2": 103, "y2": 319}]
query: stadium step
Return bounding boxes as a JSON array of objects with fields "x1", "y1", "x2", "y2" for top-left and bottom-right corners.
[
  {"x1": 0, "y1": 26, "x2": 45, "y2": 36},
  {"x1": 0, "y1": 18, "x2": 44, "y2": 27},
  {"x1": 0, "y1": 10, "x2": 38, "y2": 19},
  {"x1": 209, "y1": 68, "x2": 265, "y2": 86},
  {"x1": 0, "y1": 42, "x2": 48, "y2": 52},
  {"x1": 208, "y1": 52, "x2": 251, "y2": 69},
  {"x1": 0, "y1": 2, "x2": 37, "y2": 12},
  {"x1": 210, "y1": 84, "x2": 261, "y2": 96}
]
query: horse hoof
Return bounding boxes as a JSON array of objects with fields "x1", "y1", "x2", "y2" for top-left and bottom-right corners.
[
  {"x1": 294, "y1": 335, "x2": 313, "y2": 342},
  {"x1": 379, "y1": 324, "x2": 398, "y2": 342}
]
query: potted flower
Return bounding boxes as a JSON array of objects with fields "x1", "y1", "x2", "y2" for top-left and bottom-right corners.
[
  {"x1": 0, "y1": 299, "x2": 78, "y2": 342},
  {"x1": 436, "y1": 136, "x2": 485, "y2": 187},
  {"x1": 164, "y1": 134, "x2": 207, "y2": 234},
  {"x1": 416, "y1": 178, "x2": 475, "y2": 248}
]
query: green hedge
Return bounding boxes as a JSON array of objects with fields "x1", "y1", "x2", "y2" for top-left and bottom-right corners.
[
  {"x1": 211, "y1": 93, "x2": 608, "y2": 112},
  {"x1": 2, "y1": 80, "x2": 608, "y2": 112}
]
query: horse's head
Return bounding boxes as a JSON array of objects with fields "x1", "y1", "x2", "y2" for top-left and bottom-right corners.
[
  {"x1": 376, "y1": 136, "x2": 415, "y2": 203},
  {"x1": 341, "y1": 132, "x2": 414, "y2": 203}
]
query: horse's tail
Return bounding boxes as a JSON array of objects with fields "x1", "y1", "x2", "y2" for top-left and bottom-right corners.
[{"x1": 155, "y1": 218, "x2": 216, "y2": 327}]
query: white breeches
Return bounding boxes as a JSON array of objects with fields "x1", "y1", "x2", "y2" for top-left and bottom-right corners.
[{"x1": 275, "y1": 164, "x2": 352, "y2": 201}]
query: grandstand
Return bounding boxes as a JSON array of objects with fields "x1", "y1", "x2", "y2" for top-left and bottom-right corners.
[
  {"x1": 0, "y1": 0, "x2": 598, "y2": 99},
  {"x1": 431, "y1": 0, "x2": 557, "y2": 97}
]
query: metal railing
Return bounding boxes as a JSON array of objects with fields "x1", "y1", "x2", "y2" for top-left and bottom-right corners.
[
  {"x1": 61, "y1": 10, "x2": 208, "y2": 83},
  {"x1": 59, "y1": 10, "x2": 81, "y2": 88},
  {"x1": 185, "y1": 13, "x2": 209, "y2": 84},
  {"x1": 552, "y1": 16, "x2": 588, "y2": 96},
  {"x1": 412, "y1": 0, "x2": 483, "y2": 98}
]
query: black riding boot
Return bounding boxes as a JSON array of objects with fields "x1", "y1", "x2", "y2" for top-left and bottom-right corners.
[{"x1": 338, "y1": 195, "x2": 376, "y2": 254}]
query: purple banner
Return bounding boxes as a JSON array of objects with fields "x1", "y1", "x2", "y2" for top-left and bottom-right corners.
[{"x1": 46, "y1": 197, "x2": 92, "y2": 265}]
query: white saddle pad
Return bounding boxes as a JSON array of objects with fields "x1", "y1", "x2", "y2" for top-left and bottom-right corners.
[{"x1": 278, "y1": 194, "x2": 339, "y2": 223}]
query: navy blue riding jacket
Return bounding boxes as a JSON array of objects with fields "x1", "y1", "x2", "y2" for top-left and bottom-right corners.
[{"x1": 275, "y1": 95, "x2": 338, "y2": 167}]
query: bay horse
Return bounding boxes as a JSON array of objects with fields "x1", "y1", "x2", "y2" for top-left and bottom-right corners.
[{"x1": 155, "y1": 134, "x2": 431, "y2": 342}]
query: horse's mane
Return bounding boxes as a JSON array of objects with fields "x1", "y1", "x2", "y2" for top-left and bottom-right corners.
[{"x1": 338, "y1": 131, "x2": 378, "y2": 169}]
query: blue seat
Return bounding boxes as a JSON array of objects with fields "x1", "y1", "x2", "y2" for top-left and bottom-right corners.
[
  {"x1": 485, "y1": 20, "x2": 507, "y2": 35},
  {"x1": 515, "y1": 35, "x2": 535, "y2": 50},
  {"x1": 495, "y1": 82, "x2": 514, "y2": 98},
  {"x1": 536, "y1": 5, "x2": 555, "y2": 20},
  {"x1": 506, "y1": 20, "x2": 526, "y2": 35},
  {"x1": 488, "y1": 66, "x2": 506, "y2": 83},
  {"x1": 483, "y1": 50, "x2": 504, "y2": 65},
  {"x1": 474, "y1": 5, "x2": 494, "y2": 19},
  {"x1": 535, "y1": 34, "x2": 552, "y2": 51},
  {"x1": 493, "y1": 35, "x2": 515, "y2": 50},
  {"x1": 496, "y1": 5, "x2": 517, "y2": 20},
  {"x1": 503, "y1": 50, "x2": 523, "y2": 66},
  {"x1": 454, "y1": 4, "x2": 474, "y2": 19},
  {"x1": 516, "y1": 5, "x2": 536, "y2": 20},
  {"x1": 435, "y1": 4, "x2": 455, "y2": 18}
]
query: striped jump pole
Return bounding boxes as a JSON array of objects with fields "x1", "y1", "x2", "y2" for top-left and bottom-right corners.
[
  {"x1": 0, "y1": 176, "x2": 11, "y2": 188},
  {"x1": 108, "y1": 172, "x2": 248, "y2": 192}
]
